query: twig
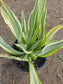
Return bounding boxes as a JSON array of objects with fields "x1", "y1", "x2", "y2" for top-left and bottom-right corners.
[{"x1": 12, "y1": 74, "x2": 16, "y2": 84}]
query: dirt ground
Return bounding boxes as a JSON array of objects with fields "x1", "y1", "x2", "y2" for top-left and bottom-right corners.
[{"x1": 0, "y1": 0, "x2": 63, "y2": 84}]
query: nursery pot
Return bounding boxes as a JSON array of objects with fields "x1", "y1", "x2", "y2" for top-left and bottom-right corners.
[{"x1": 11, "y1": 40, "x2": 47, "y2": 72}]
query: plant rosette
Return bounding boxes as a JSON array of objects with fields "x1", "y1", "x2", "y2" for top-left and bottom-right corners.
[
  {"x1": 11, "y1": 40, "x2": 47, "y2": 72},
  {"x1": 0, "y1": 0, "x2": 63, "y2": 84}
]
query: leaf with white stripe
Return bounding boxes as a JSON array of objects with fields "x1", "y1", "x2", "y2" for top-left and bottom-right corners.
[
  {"x1": 0, "y1": 0, "x2": 22, "y2": 42},
  {"x1": 46, "y1": 25, "x2": 63, "y2": 44},
  {"x1": 29, "y1": 61, "x2": 41, "y2": 84},
  {"x1": 0, "y1": 36, "x2": 24, "y2": 55},
  {"x1": 15, "y1": 44, "x2": 32, "y2": 54},
  {"x1": 27, "y1": 0, "x2": 38, "y2": 44},
  {"x1": 21, "y1": 10, "x2": 26, "y2": 36},
  {"x1": 0, "y1": 54, "x2": 28, "y2": 61},
  {"x1": 39, "y1": 40, "x2": 63, "y2": 57}
]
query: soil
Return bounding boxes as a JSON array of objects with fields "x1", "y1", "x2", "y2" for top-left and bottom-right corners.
[
  {"x1": 15, "y1": 57, "x2": 46, "y2": 71},
  {"x1": 0, "y1": 0, "x2": 63, "y2": 84}
]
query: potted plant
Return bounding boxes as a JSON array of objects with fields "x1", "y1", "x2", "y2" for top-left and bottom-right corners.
[{"x1": 0, "y1": 0, "x2": 63, "y2": 84}]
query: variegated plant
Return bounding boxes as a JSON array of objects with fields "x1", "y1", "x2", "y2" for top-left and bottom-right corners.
[{"x1": 0, "y1": 0, "x2": 63, "y2": 84}]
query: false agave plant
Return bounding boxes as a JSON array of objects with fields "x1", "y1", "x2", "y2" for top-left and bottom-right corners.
[{"x1": 0, "y1": 0, "x2": 63, "y2": 84}]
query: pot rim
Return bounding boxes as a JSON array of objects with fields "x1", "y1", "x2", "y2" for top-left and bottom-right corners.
[{"x1": 11, "y1": 57, "x2": 47, "y2": 72}]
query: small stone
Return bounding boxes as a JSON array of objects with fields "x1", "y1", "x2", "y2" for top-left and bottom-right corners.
[{"x1": 60, "y1": 18, "x2": 63, "y2": 21}]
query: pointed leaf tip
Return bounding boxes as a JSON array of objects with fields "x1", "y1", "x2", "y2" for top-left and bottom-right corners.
[{"x1": 39, "y1": 40, "x2": 63, "y2": 57}]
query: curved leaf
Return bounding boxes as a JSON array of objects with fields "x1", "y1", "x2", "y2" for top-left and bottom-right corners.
[
  {"x1": 29, "y1": 61, "x2": 41, "y2": 84},
  {"x1": 27, "y1": 0, "x2": 38, "y2": 44},
  {"x1": 29, "y1": 39, "x2": 42, "y2": 50},
  {"x1": 0, "y1": 0, "x2": 22, "y2": 42},
  {"x1": 15, "y1": 44, "x2": 32, "y2": 54},
  {"x1": 39, "y1": 40, "x2": 63, "y2": 57},
  {"x1": 46, "y1": 40, "x2": 58, "y2": 45},
  {"x1": 0, "y1": 54, "x2": 28, "y2": 61},
  {"x1": 46, "y1": 25, "x2": 63, "y2": 44},
  {"x1": 33, "y1": 50, "x2": 42, "y2": 56},
  {"x1": 0, "y1": 36, "x2": 24, "y2": 55}
]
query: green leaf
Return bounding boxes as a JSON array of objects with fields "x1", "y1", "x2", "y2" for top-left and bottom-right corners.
[
  {"x1": 27, "y1": 0, "x2": 46, "y2": 44},
  {"x1": 0, "y1": 54, "x2": 28, "y2": 61},
  {"x1": 46, "y1": 25, "x2": 63, "y2": 44},
  {"x1": 29, "y1": 39, "x2": 42, "y2": 50},
  {"x1": 35, "y1": 37, "x2": 46, "y2": 51},
  {"x1": 21, "y1": 10, "x2": 26, "y2": 36},
  {"x1": 35, "y1": 7, "x2": 47, "y2": 50},
  {"x1": 20, "y1": 10, "x2": 27, "y2": 44},
  {"x1": 15, "y1": 44, "x2": 32, "y2": 54},
  {"x1": 46, "y1": 40, "x2": 58, "y2": 45},
  {"x1": 38, "y1": 0, "x2": 46, "y2": 45},
  {"x1": 0, "y1": 36, "x2": 24, "y2": 55},
  {"x1": 27, "y1": 0, "x2": 38, "y2": 44},
  {"x1": 28, "y1": 0, "x2": 47, "y2": 49},
  {"x1": 29, "y1": 61, "x2": 41, "y2": 84},
  {"x1": 0, "y1": 0, "x2": 22, "y2": 42},
  {"x1": 29, "y1": 54, "x2": 37, "y2": 60},
  {"x1": 33, "y1": 50, "x2": 42, "y2": 56},
  {"x1": 0, "y1": 7, "x2": 15, "y2": 35},
  {"x1": 31, "y1": 14, "x2": 39, "y2": 43},
  {"x1": 39, "y1": 7, "x2": 46, "y2": 40},
  {"x1": 39, "y1": 40, "x2": 63, "y2": 57},
  {"x1": 38, "y1": 0, "x2": 46, "y2": 40},
  {"x1": 38, "y1": 0, "x2": 46, "y2": 24}
]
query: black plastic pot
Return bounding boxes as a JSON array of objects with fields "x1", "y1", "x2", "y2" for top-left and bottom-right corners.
[{"x1": 11, "y1": 40, "x2": 47, "y2": 72}]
